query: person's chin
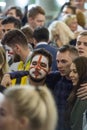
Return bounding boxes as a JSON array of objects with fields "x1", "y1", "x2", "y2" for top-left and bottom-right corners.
[
  {"x1": 73, "y1": 82, "x2": 77, "y2": 86},
  {"x1": 30, "y1": 75, "x2": 45, "y2": 82}
]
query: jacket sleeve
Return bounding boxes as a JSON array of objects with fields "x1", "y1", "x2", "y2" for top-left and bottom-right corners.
[{"x1": 9, "y1": 71, "x2": 29, "y2": 79}]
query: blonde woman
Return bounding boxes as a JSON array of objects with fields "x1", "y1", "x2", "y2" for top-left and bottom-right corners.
[
  {"x1": 0, "y1": 85, "x2": 58, "y2": 130},
  {"x1": 48, "y1": 21, "x2": 75, "y2": 47},
  {"x1": 63, "y1": 14, "x2": 84, "y2": 37},
  {"x1": 0, "y1": 46, "x2": 9, "y2": 83}
]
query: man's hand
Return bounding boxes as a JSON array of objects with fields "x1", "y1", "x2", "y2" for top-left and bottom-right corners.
[
  {"x1": 1, "y1": 74, "x2": 12, "y2": 87},
  {"x1": 77, "y1": 83, "x2": 87, "y2": 100}
]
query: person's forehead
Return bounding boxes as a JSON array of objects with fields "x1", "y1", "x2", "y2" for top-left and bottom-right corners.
[
  {"x1": 57, "y1": 51, "x2": 72, "y2": 60},
  {"x1": 77, "y1": 35, "x2": 87, "y2": 41},
  {"x1": 2, "y1": 23, "x2": 15, "y2": 28},
  {"x1": 63, "y1": 7, "x2": 73, "y2": 13},
  {"x1": 32, "y1": 54, "x2": 48, "y2": 61},
  {"x1": 8, "y1": 9, "x2": 16, "y2": 14},
  {"x1": 34, "y1": 13, "x2": 45, "y2": 20}
]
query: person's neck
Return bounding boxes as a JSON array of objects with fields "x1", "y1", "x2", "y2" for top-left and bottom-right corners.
[{"x1": 21, "y1": 49, "x2": 30, "y2": 63}]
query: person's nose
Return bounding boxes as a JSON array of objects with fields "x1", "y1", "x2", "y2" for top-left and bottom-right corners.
[
  {"x1": 35, "y1": 64, "x2": 40, "y2": 70},
  {"x1": 57, "y1": 62, "x2": 63, "y2": 68},
  {"x1": 69, "y1": 71, "x2": 74, "y2": 78}
]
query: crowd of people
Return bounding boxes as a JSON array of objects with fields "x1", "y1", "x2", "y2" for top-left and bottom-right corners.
[{"x1": 0, "y1": 0, "x2": 87, "y2": 130}]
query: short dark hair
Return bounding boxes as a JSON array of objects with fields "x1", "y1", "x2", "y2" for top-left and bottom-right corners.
[
  {"x1": 21, "y1": 26, "x2": 33, "y2": 42},
  {"x1": 58, "y1": 45, "x2": 79, "y2": 58},
  {"x1": 6, "y1": 6, "x2": 23, "y2": 20},
  {"x1": 1, "y1": 16, "x2": 22, "y2": 29},
  {"x1": 31, "y1": 48, "x2": 52, "y2": 68},
  {"x1": 33, "y1": 26, "x2": 49, "y2": 42},
  {"x1": 1, "y1": 29, "x2": 28, "y2": 48}
]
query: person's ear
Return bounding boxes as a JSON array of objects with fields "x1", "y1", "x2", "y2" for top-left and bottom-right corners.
[
  {"x1": 15, "y1": 44, "x2": 21, "y2": 54},
  {"x1": 19, "y1": 116, "x2": 29, "y2": 129}
]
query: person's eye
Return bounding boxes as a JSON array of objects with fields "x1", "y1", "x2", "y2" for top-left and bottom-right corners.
[
  {"x1": 84, "y1": 42, "x2": 87, "y2": 46},
  {"x1": 32, "y1": 61, "x2": 37, "y2": 65},
  {"x1": 0, "y1": 109, "x2": 6, "y2": 117},
  {"x1": 77, "y1": 41, "x2": 81, "y2": 46},
  {"x1": 61, "y1": 60, "x2": 67, "y2": 64},
  {"x1": 73, "y1": 70, "x2": 77, "y2": 73},
  {"x1": 2, "y1": 29, "x2": 5, "y2": 33},
  {"x1": 40, "y1": 63, "x2": 46, "y2": 68}
]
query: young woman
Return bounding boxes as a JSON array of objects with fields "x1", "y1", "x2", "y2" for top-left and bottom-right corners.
[{"x1": 65, "y1": 56, "x2": 87, "y2": 130}]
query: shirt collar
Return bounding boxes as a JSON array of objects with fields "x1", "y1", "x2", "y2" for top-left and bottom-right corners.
[{"x1": 36, "y1": 42, "x2": 47, "y2": 47}]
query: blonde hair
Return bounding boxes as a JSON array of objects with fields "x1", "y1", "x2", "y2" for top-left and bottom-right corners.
[
  {"x1": 48, "y1": 21, "x2": 75, "y2": 45},
  {"x1": 63, "y1": 14, "x2": 77, "y2": 26},
  {"x1": 0, "y1": 46, "x2": 9, "y2": 82},
  {"x1": 4, "y1": 85, "x2": 58, "y2": 130}
]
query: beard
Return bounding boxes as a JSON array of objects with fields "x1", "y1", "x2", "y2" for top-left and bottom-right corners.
[
  {"x1": 13, "y1": 54, "x2": 21, "y2": 62},
  {"x1": 29, "y1": 73, "x2": 46, "y2": 83}
]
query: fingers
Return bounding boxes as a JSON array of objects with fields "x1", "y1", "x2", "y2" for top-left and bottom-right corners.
[
  {"x1": 80, "y1": 83, "x2": 87, "y2": 86},
  {"x1": 1, "y1": 74, "x2": 12, "y2": 87},
  {"x1": 77, "y1": 84, "x2": 87, "y2": 100}
]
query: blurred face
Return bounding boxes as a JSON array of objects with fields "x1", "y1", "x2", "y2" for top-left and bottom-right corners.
[
  {"x1": 76, "y1": 35, "x2": 87, "y2": 57},
  {"x1": 69, "y1": 63, "x2": 79, "y2": 86},
  {"x1": 0, "y1": 93, "x2": 20, "y2": 130},
  {"x1": 4, "y1": 44, "x2": 21, "y2": 63},
  {"x1": 29, "y1": 55, "x2": 49, "y2": 81},
  {"x1": 62, "y1": 7, "x2": 74, "y2": 15},
  {"x1": 0, "y1": 19, "x2": 3, "y2": 39},
  {"x1": 68, "y1": 18, "x2": 78, "y2": 32},
  {"x1": 7, "y1": 9, "x2": 16, "y2": 18},
  {"x1": 56, "y1": 51, "x2": 73, "y2": 78},
  {"x1": 4, "y1": 45, "x2": 14, "y2": 63},
  {"x1": 2, "y1": 23, "x2": 15, "y2": 35},
  {"x1": 29, "y1": 14, "x2": 45, "y2": 30}
]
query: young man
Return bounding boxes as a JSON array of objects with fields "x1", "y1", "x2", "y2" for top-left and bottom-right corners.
[
  {"x1": 1, "y1": 16, "x2": 21, "y2": 34},
  {"x1": 1, "y1": 48, "x2": 52, "y2": 87},
  {"x1": 27, "y1": 5, "x2": 46, "y2": 31},
  {"x1": 1, "y1": 16, "x2": 22, "y2": 66},
  {"x1": 5, "y1": 6, "x2": 23, "y2": 21},
  {"x1": 76, "y1": 31, "x2": 87, "y2": 57}
]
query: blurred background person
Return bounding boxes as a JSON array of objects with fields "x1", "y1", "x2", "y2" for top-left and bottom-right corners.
[
  {"x1": 21, "y1": 26, "x2": 34, "y2": 50},
  {"x1": 0, "y1": 46, "x2": 9, "y2": 83},
  {"x1": 27, "y1": 5, "x2": 46, "y2": 31},
  {"x1": 0, "y1": 85, "x2": 58, "y2": 130},
  {"x1": 4, "y1": 6, "x2": 23, "y2": 25},
  {"x1": 48, "y1": 21, "x2": 76, "y2": 47}
]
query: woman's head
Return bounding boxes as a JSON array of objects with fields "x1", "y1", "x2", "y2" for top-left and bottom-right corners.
[
  {"x1": 0, "y1": 85, "x2": 57, "y2": 130},
  {"x1": 63, "y1": 14, "x2": 78, "y2": 32},
  {"x1": 70, "y1": 56, "x2": 87, "y2": 86},
  {"x1": 48, "y1": 21, "x2": 75, "y2": 46}
]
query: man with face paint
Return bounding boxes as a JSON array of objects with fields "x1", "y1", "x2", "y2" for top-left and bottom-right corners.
[
  {"x1": 28, "y1": 49, "x2": 52, "y2": 86},
  {"x1": 1, "y1": 48, "x2": 52, "y2": 87}
]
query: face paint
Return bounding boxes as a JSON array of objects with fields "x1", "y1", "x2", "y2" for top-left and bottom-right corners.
[{"x1": 29, "y1": 55, "x2": 49, "y2": 80}]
